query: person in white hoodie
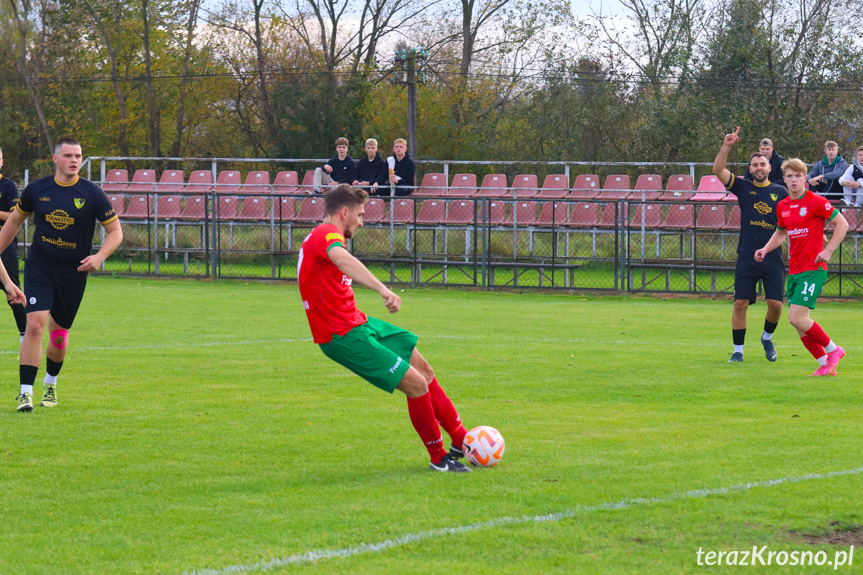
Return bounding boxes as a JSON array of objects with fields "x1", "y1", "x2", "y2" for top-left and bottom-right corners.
[{"x1": 838, "y1": 145, "x2": 863, "y2": 207}]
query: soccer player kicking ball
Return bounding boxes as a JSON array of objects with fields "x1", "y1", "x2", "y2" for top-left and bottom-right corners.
[
  {"x1": 755, "y1": 159, "x2": 849, "y2": 376},
  {"x1": 297, "y1": 184, "x2": 471, "y2": 472}
]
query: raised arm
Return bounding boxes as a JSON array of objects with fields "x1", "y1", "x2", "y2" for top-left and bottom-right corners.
[
  {"x1": 328, "y1": 245, "x2": 400, "y2": 313},
  {"x1": 712, "y1": 126, "x2": 740, "y2": 187}
]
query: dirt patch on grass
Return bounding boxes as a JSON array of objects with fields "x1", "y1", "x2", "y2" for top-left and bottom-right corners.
[{"x1": 794, "y1": 523, "x2": 863, "y2": 545}]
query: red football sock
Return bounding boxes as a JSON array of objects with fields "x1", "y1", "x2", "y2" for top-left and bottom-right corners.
[
  {"x1": 407, "y1": 392, "x2": 448, "y2": 464},
  {"x1": 428, "y1": 378, "x2": 467, "y2": 448},
  {"x1": 800, "y1": 335, "x2": 826, "y2": 360},
  {"x1": 805, "y1": 322, "x2": 831, "y2": 347}
]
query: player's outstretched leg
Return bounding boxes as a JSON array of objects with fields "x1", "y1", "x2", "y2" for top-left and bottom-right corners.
[{"x1": 409, "y1": 350, "x2": 469, "y2": 459}]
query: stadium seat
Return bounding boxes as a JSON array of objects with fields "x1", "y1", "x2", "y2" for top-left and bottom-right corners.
[
  {"x1": 300, "y1": 171, "x2": 316, "y2": 194},
  {"x1": 157, "y1": 170, "x2": 185, "y2": 193},
  {"x1": 215, "y1": 170, "x2": 243, "y2": 195},
  {"x1": 273, "y1": 171, "x2": 301, "y2": 194},
  {"x1": 485, "y1": 200, "x2": 507, "y2": 224},
  {"x1": 447, "y1": 173, "x2": 477, "y2": 196},
  {"x1": 691, "y1": 175, "x2": 727, "y2": 201},
  {"x1": 603, "y1": 174, "x2": 630, "y2": 192},
  {"x1": 564, "y1": 202, "x2": 601, "y2": 228},
  {"x1": 628, "y1": 174, "x2": 663, "y2": 200},
  {"x1": 177, "y1": 195, "x2": 209, "y2": 220},
  {"x1": 275, "y1": 197, "x2": 298, "y2": 221},
  {"x1": 478, "y1": 174, "x2": 508, "y2": 197},
  {"x1": 363, "y1": 198, "x2": 388, "y2": 223},
  {"x1": 391, "y1": 199, "x2": 416, "y2": 223},
  {"x1": 695, "y1": 204, "x2": 727, "y2": 230},
  {"x1": 660, "y1": 174, "x2": 695, "y2": 200},
  {"x1": 241, "y1": 171, "x2": 270, "y2": 194},
  {"x1": 596, "y1": 203, "x2": 621, "y2": 228},
  {"x1": 508, "y1": 174, "x2": 539, "y2": 198},
  {"x1": 123, "y1": 195, "x2": 153, "y2": 220},
  {"x1": 444, "y1": 200, "x2": 478, "y2": 224},
  {"x1": 183, "y1": 170, "x2": 214, "y2": 194},
  {"x1": 416, "y1": 200, "x2": 447, "y2": 224},
  {"x1": 663, "y1": 204, "x2": 696, "y2": 228},
  {"x1": 127, "y1": 169, "x2": 157, "y2": 193},
  {"x1": 827, "y1": 207, "x2": 859, "y2": 232},
  {"x1": 108, "y1": 195, "x2": 126, "y2": 218},
  {"x1": 537, "y1": 174, "x2": 569, "y2": 198},
  {"x1": 722, "y1": 206, "x2": 741, "y2": 230},
  {"x1": 414, "y1": 173, "x2": 447, "y2": 196},
  {"x1": 215, "y1": 196, "x2": 239, "y2": 220},
  {"x1": 597, "y1": 189, "x2": 630, "y2": 200},
  {"x1": 102, "y1": 169, "x2": 129, "y2": 192},
  {"x1": 628, "y1": 204, "x2": 662, "y2": 229},
  {"x1": 155, "y1": 195, "x2": 183, "y2": 219},
  {"x1": 235, "y1": 196, "x2": 270, "y2": 221},
  {"x1": 569, "y1": 174, "x2": 600, "y2": 199},
  {"x1": 294, "y1": 196, "x2": 325, "y2": 222},
  {"x1": 723, "y1": 192, "x2": 738, "y2": 202},
  {"x1": 536, "y1": 201, "x2": 568, "y2": 226},
  {"x1": 504, "y1": 201, "x2": 538, "y2": 226}
]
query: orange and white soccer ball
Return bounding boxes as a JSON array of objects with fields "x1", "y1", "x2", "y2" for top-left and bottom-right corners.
[{"x1": 463, "y1": 426, "x2": 505, "y2": 467}]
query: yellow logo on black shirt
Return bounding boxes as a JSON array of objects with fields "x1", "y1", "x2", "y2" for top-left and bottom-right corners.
[
  {"x1": 754, "y1": 201, "x2": 772, "y2": 215},
  {"x1": 770, "y1": 194, "x2": 778, "y2": 201},
  {"x1": 74, "y1": 198, "x2": 85, "y2": 209},
  {"x1": 46, "y1": 209, "x2": 74, "y2": 230}
]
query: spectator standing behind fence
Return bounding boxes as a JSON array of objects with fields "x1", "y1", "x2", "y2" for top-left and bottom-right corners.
[
  {"x1": 0, "y1": 148, "x2": 27, "y2": 342},
  {"x1": 744, "y1": 138, "x2": 786, "y2": 187},
  {"x1": 387, "y1": 138, "x2": 416, "y2": 197},
  {"x1": 352, "y1": 139, "x2": 388, "y2": 194},
  {"x1": 807, "y1": 141, "x2": 847, "y2": 199},
  {"x1": 838, "y1": 145, "x2": 863, "y2": 207},
  {"x1": 313, "y1": 137, "x2": 356, "y2": 194}
]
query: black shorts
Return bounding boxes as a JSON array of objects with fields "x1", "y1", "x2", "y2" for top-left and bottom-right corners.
[
  {"x1": 23, "y1": 256, "x2": 88, "y2": 329},
  {"x1": 1, "y1": 244, "x2": 20, "y2": 289},
  {"x1": 734, "y1": 253, "x2": 785, "y2": 304}
]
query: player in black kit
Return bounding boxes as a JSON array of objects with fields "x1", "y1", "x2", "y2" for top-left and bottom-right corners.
[
  {"x1": 0, "y1": 148, "x2": 27, "y2": 341},
  {"x1": 0, "y1": 138, "x2": 123, "y2": 412},
  {"x1": 713, "y1": 127, "x2": 788, "y2": 363}
]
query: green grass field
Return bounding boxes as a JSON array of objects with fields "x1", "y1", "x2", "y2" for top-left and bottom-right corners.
[{"x1": 2, "y1": 278, "x2": 862, "y2": 574}]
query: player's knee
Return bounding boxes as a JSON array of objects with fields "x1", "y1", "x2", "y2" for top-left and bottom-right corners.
[
  {"x1": 49, "y1": 328, "x2": 70, "y2": 350},
  {"x1": 398, "y1": 369, "x2": 429, "y2": 398}
]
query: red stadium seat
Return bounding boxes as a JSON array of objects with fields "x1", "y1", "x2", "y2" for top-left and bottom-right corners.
[
  {"x1": 723, "y1": 192, "x2": 738, "y2": 202},
  {"x1": 660, "y1": 174, "x2": 695, "y2": 200},
  {"x1": 299, "y1": 171, "x2": 316, "y2": 194},
  {"x1": 629, "y1": 174, "x2": 663, "y2": 200},
  {"x1": 177, "y1": 195, "x2": 209, "y2": 220},
  {"x1": 486, "y1": 200, "x2": 507, "y2": 224},
  {"x1": 414, "y1": 173, "x2": 448, "y2": 196},
  {"x1": 564, "y1": 202, "x2": 601, "y2": 227},
  {"x1": 628, "y1": 204, "x2": 662, "y2": 229},
  {"x1": 215, "y1": 196, "x2": 239, "y2": 220},
  {"x1": 596, "y1": 203, "x2": 621, "y2": 228},
  {"x1": 695, "y1": 204, "x2": 727, "y2": 229},
  {"x1": 691, "y1": 176, "x2": 726, "y2": 201},
  {"x1": 294, "y1": 196, "x2": 325, "y2": 222},
  {"x1": 598, "y1": 189, "x2": 630, "y2": 200},
  {"x1": 537, "y1": 174, "x2": 569, "y2": 198},
  {"x1": 241, "y1": 171, "x2": 270, "y2": 194},
  {"x1": 273, "y1": 171, "x2": 300, "y2": 194},
  {"x1": 444, "y1": 200, "x2": 477, "y2": 224},
  {"x1": 536, "y1": 201, "x2": 568, "y2": 226},
  {"x1": 183, "y1": 170, "x2": 214, "y2": 194},
  {"x1": 504, "y1": 201, "x2": 538, "y2": 225},
  {"x1": 827, "y1": 207, "x2": 859, "y2": 231},
  {"x1": 508, "y1": 174, "x2": 539, "y2": 198},
  {"x1": 102, "y1": 169, "x2": 129, "y2": 192},
  {"x1": 447, "y1": 173, "x2": 477, "y2": 196},
  {"x1": 127, "y1": 169, "x2": 157, "y2": 193},
  {"x1": 235, "y1": 196, "x2": 270, "y2": 221},
  {"x1": 363, "y1": 198, "x2": 388, "y2": 223},
  {"x1": 391, "y1": 199, "x2": 416, "y2": 223},
  {"x1": 603, "y1": 174, "x2": 630, "y2": 192},
  {"x1": 108, "y1": 195, "x2": 126, "y2": 218},
  {"x1": 215, "y1": 170, "x2": 243, "y2": 195},
  {"x1": 723, "y1": 206, "x2": 741, "y2": 230},
  {"x1": 123, "y1": 195, "x2": 153, "y2": 220},
  {"x1": 663, "y1": 204, "x2": 696, "y2": 228},
  {"x1": 479, "y1": 174, "x2": 508, "y2": 197},
  {"x1": 275, "y1": 197, "x2": 298, "y2": 221},
  {"x1": 155, "y1": 195, "x2": 183, "y2": 219},
  {"x1": 157, "y1": 170, "x2": 185, "y2": 193},
  {"x1": 416, "y1": 200, "x2": 447, "y2": 224},
  {"x1": 573, "y1": 174, "x2": 599, "y2": 192}
]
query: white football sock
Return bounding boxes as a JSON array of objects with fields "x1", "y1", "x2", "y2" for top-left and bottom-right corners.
[
  {"x1": 21, "y1": 384, "x2": 33, "y2": 395},
  {"x1": 44, "y1": 374, "x2": 57, "y2": 385},
  {"x1": 824, "y1": 341, "x2": 837, "y2": 353},
  {"x1": 733, "y1": 345, "x2": 744, "y2": 354}
]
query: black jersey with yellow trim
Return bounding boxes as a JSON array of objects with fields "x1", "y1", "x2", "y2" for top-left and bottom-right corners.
[
  {"x1": 17, "y1": 175, "x2": 118, "y2": 269},
  {"x1": 725, "y1": 173, "x2": 788, "y2": 255},
  {"x1": 0, "y1": 175, "x2": 20, "y2": 246}
]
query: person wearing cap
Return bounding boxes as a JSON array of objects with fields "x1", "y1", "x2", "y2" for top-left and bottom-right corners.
[{"x1": 744, "y1": 138, "x2": 787, "y2": 187}]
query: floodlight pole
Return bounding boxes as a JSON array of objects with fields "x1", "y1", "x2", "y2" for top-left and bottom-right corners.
[{"x1": 393, "y1": 48, "x2": 427, "y2": 158}]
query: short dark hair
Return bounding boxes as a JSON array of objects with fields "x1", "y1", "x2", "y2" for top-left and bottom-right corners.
[
  {"x1": 55, "y1": 137, "x2": 81, "y2": 152},
  {"x1": 324, "y1": 184, "x2": 368, "y2": 215},
  {"x1": 749, "y1": 152, "x2": 768, "y2": 164}
]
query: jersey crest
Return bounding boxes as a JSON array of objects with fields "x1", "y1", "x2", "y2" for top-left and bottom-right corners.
[
  {"x1": 74, "y1": 198, "x2": 85, "y2": 209},
  {"x1": 770, "y1": 194, "x2": 778, "y2": 201},
  {"x1": 799, "y1": 207, "x2": 807, "y2": 216}
]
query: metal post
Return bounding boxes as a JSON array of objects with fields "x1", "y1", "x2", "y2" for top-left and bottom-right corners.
[{"x1": 407, "y1": 51, "x2": 418, "y2": 159}]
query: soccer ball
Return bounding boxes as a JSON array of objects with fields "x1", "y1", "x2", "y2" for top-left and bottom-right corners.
[{"x1": 462, "y1": 426, "x2": 505, "y2": 467}]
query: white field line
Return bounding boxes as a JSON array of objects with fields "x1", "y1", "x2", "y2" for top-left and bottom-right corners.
[
  {"x1": 0, "y1": 338, "x2": 313, "y2": 354},
  {"x1": 184, "y1": 465, "x2": 863, "y2": 575}
]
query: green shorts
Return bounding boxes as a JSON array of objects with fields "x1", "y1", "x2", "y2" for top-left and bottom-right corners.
[
  {"x1": 786, "y1": 269, "x2": 828, "y2": 309},
  {"x1": 319, "y1": 317, "x2": 418, "y2": 393}
]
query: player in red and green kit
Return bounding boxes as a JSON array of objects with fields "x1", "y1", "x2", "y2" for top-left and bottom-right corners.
[
  {"x1": 755, "y1": 159, "x2": 849, "y2": 376},
  {"x1": 297, "y1": 184, "x2": 471, "y2": 472}
]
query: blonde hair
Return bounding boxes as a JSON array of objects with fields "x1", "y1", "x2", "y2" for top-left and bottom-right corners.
[
  {"x1": 365, "y1": 138, "x2": 378, "y2": 147},
  {"x1": 824, "y1": 141, "x2": 838, "y2": 150},
  {"x1": 855, "y1": 145, "x2": 863, "y2": 154},
  {"x1": 394, "y1": 138, "x2": 407, "y2": 147},
  {"x1": 781, "y1": 158, "x2": 808, "y2": 176}
]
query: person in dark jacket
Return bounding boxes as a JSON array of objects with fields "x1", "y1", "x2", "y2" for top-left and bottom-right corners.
[
  {"x1": 352, "y1": 139, "x2": 388, "y2": 194},
  {"x1": 807, "y1": 141, "x2": 848, "y2": 199},
  {"x1": 313, "y1": 137, "x2": 356, "y2": 194},
  {"x1": 387, "y1": 138, "x2": 416, "y2": 196},
  {"x1": 744, "y1": 138, "x2": 786, "y2": 187}
]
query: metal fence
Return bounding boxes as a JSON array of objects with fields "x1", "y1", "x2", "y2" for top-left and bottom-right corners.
[{"x1": 68, "y1": 191, "x2": 863, "y2": 298}]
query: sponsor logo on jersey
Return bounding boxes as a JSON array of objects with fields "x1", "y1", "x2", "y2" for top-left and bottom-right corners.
[
  {"x1": 74, "y1": 198, "x2": 85, "y2": 209},
  {"x1": 787, "y1": 227, "x2": 809, "y2": 237},
  {"x1": 749, "y1": 220, "x2": 776, "y2": 229},
  {"x1": 39, "y1": 196, "x2": 50, "y2": 202},
  {"x1": 389, "y1": 356, "x2": 403, "y2": 374},
  {"x1": 302, "y1": 300, "x2": 310, "y2": 310},
  {"x1": 45, "y1": 209, "x2": 74, "y2": 230},
  {"x1": 782, "y1": 211, "x2": 791, "y2": 217},
  {"x1": 41, "y1": 235, "x2": 77, "y2": 249},
  {"x1": 341, "y1": 275, "x2": 353, "y2": 286},
  {"x1": 799, "y1": 207, "x2": 807, "y2": 216},
  {"x1": 824, "y1": 202, "x2": 831, "y2": 211},
  {"x1": 754, "y1": 201, "x2": 772, "y2": 215},
  {"x1": 325, "y1": 232, "x2": 345, "y2": 243}
]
